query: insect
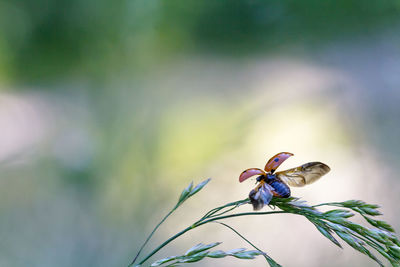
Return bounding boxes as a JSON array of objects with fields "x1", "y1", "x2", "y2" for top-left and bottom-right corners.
[{"x1": 239, "y1": 152, "x2": 330, "y2": 210}]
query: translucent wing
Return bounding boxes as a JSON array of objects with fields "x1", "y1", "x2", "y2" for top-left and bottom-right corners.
[
  {"x1": 239, "y1": 168, "x2": 266, "y2": 182},
  {"x1": 264, "y1": 152, "x2": 294, "y2": 173},
  {"x1": 276, "y1": 162, "x2": 330, "y2": 187},
  {"x1": 249, "y1": 182, "x2": 274, "y2": 210}
]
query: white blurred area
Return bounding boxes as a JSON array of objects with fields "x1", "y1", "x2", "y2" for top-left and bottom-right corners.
[
  {"x1": 0, "y1": 44, "x2": 400, "y2": 267},
  {"x1": 0, "y1": 93, "x2": 47, "y2": 164},
  {"x1": 0, "y1": 91, "x2": 94, "y2": 170}
]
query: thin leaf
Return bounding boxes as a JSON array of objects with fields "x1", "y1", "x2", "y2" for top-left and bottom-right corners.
[
  {"x1": 364, "y1": 204, "x2": 380, "y2": 209},
  {"x1": 357, "y1": 234, "x2": 391, "y2": 265},
  {"x1": 363, "y1": 248, "x2": 385, "y2": 267},
  {"x1": 377, "y1": 221, "x2": 396, "y2": 233},
  {"x1": 363, "y1": 216, "x2": 395, "y2": 232},
  {"x1": 339, "y1": 200, "x2": 365, "y2": 207},
  {"x1": 364, "y1": 228, "x2": 388, "y2": 244},
  {"x1": 346, "y1": 222, "x2": 366, "y2": 234},
  {"x1": 335, "y1": 231, "x2": 366, "y2": 252},
  {"x1": 355, "y1": 206, "x2": 382, "y2": 216},
  {"x1": 360, "y1": 207, "x2": 382, "y2": 216},
  {"x1": 151, "y1": 256, "x2": 177, "y2": 266},
  {"x1": 324, "y1": 209, "x2": 354, "y2": 218},
  {"x1": 388, "y1": 245, "x2": 400, "y2": 259},
  {"x1": 231, "y1": 250, "x2": 263, "y2": 259},
  {"x1": 389, "y1": 260, "x2": 400, "y2": 267},
  {"x1": 266, "y1": 257, "x2": 282, "y2": 267},
  {"x1": 178, "y1": 181, "x2": 193, "y2": 203},
  {"x1": 226, "y1": 248, "x2": 247, "y2": 254},
  {"x1": 188, "y1": 178, "x2": 211, "y2": 197},
  {"x1": 325, "y1": 216, "x2": 350, "y2": 226},
  {"x1": 313, "y1": 223, "x2": 342, "y2": 248},
  {"x1": 213, "y1": 221, "x2": 281, "y2": 267},
  {"x1": 289, "y1": 200, "x2": 310, "y2": 208},
  {"x1": 207, "y1": 250, "x2": 227, "y2": 258},
  {"x1": 179, "y1": 251, "x2": 208, "y2": 263},
  {"x1": 184, "y1": 242, "x2": 221, "y2": 256}
]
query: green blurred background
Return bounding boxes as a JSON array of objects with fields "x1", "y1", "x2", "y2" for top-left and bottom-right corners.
[{"x1": 1, "y1": 1, "x2": 400, "y2": 266}]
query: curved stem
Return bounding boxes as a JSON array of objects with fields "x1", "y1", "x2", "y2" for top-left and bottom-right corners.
[
  {"x1": 201, "y1": 198, "x2": 248, "y2": 219},
  {"x1": 352, "y1": 233, "x2": 387, "y2": 266},
  {"x1": 136, "y1": 210, "x2": 287, "y2": 266},
  {"x1": 132, "y1": 198, "x2": 247, "y2": 266},
  {"x1": 195, "y1": 210, "x2": 287, "y2": 227},
  {"x1": 129, "y1": 206, "x2": 177, "y2": 266},
  {"x1": 312, "y1": 202, "x2": 341, "y2": 208},
  {"x1": 136, "y1": 225, "x2": 193, "y2": 266},
  {"x1": 213, "y1": 221, "x2": 276, "y2": 264},
  {"x1": 211, "y1": 205, "x2": 241, "y2": 217},
  {"x1": 353, "y1": 232, "x2": 388, "y2": 256}
]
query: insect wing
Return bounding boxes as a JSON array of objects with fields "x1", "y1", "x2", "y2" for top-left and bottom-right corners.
[
  {"x1": 264, "y1": 152, "x2": 294, "y2": 173},
  {"x1": 249, "y1": 182, "x2": 273, "y2": 210},
  {"x1": 239, "y1": 168, "x2": 266, "y2": 182},
  {"x1": 275, "y1": 162, "x2": 330, "y2": 187}
]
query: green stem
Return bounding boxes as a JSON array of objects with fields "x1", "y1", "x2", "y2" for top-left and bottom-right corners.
[
  {"x1": 211, "y1": 205, "x2": 241, "y2": 217},
  {"x1": 353, "y1": 232, "x2": 388, "y2": 256},
  {"x1": 312, "y1": 202, "x2": 342, "y2": 208},
  {"x1": 352, "y1": 233, "x2": 387, "y2": 266},
  {"x1": 195, "y1": 210, "x2": 287, "y2": 227},
  {"x1": 136, "y1": 225, "x2": 193, "y2": 266},
  {"x1": 213, "y1": 221, "x2": 277, "y2": 265},
  {"x1": 201, "y1": 198, "x2": 248, "y2": 219},
  {"x1": 136, "y1": 210, "x2": 287, "y2": 266},
  {"x1": 129, "y1": 206, "x2": 177, "y2": 266}
]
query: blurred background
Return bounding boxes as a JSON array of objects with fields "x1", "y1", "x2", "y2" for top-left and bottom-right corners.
[{"x1": 1, "y1": 1, "x2": 400, "y2": 266}]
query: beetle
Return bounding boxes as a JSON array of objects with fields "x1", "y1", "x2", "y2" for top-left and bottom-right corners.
[{"x1": 239, "y1": 152, "x2": 330, "y2": 210}]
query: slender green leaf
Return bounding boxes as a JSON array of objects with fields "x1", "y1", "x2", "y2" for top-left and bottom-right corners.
[
  {"x1": 178, "y1": 181, "x2": 193, "y2": 203},
  {"x1": 363, "y1": 216, "x2": 395, "y2": 232},
  {"x1": 325, "y1": 216, "x2": 350, "y2": 226},
  {"x1": 389, "y1": 260, "x2": 400, "y2": 267},
  {"x1": 324, "y1": 209, "x2": 354, "y2": 218},
  {"x1": 184, "y1": 242, "x2": 221, "y2": 256},
  {"x1": 226, "y1": 248, "x2": 246, "y2": 254},
  {"x1": 207, "y1": 250, "x2": 227, "y2": 258},
  {"x1": 388, "y1": 245, "x2": 400, "y2": 259},
  {"x1": 339, "y1": 200, "x2": 365, "y2": 207},
  {"x1": 362, "y1": 207, "x2": 382, "y2": 216},
  {"x1": 364, "y1": 228, "x2": 387, "y2": 244},
  {"x1": 363, "y1": 248, "x2": 384, "y2": 267},
  {"x1": 179, "y1": 251, "x2": 209, "y2": 263},
  {"x1": 313, "y1": 223, "x2": 342, "y2": 248},
  {"x1": 377, "y1": 220, "x2": 396, "y2": 233},
  {"x1": 151, "y1": 256, "x2": 177, "y2": 266},
  {"x1": 346, "y1": 222, "x2": 365, "y2": 234},
  {"x1": 335, "y1": 231, "x2": 366, "y2": 252},
  {"x1": 213, "y1": 221, "x2": 281, "y2": 267},
  {"x1": 266, "y1": 257, "x2": 282, "y2": 267},
  {"x1": 357, "y1": 207, "x2": 382, "y2": 216},
  {"x1": 188, "y1": 178, "x2": 211, "y2": 197},
  {"x1": 232, "y1": 250, "x2": 263, "y2": 259}
]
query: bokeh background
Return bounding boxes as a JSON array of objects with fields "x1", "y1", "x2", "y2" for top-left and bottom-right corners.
[{"x1": 1, "y1": 1, "x2": 400, "y2": 266}]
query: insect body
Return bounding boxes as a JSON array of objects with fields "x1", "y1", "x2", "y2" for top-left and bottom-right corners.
[
  {"x1": 268, "y1": 176, "x2": 291, "y2": 198},
  {"x1": 256, "y1": 174, "x2": 291, "y2": 198},
  {"x1": 239, "y1": 152, "x2": 330, "y2": 210}
]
